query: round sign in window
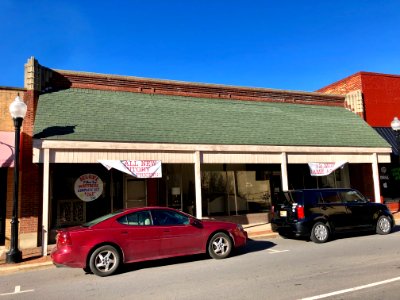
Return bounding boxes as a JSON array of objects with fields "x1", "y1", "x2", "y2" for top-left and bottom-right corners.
[{"x1": 74, "y1": 173, "x2": 103, "y2": 202}]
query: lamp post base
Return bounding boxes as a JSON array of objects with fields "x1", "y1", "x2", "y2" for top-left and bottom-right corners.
[{"x1": 5, "y1": 248, "x2": 22, "y2": 264}]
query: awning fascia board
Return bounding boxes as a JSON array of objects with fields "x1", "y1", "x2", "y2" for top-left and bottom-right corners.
[{"x1": 32, "y1": 139, "x2": 392, "y2": 164}]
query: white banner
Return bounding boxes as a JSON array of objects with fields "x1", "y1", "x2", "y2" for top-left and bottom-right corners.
[
  {"x1": 99, "y1": 160, "x2": 162, "y2": 178},
  {"x1": 308, "y1": 161, "x2": 347, "y2": 177}
]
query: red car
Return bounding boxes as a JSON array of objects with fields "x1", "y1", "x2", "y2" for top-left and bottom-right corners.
[{"x1": 51, "y1": 207, "x2": 247, "y2": 276}]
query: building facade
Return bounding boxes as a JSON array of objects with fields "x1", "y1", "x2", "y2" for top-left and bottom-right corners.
[{"x1": 1, "y1": 58, "x2": 392, "y2": 255}]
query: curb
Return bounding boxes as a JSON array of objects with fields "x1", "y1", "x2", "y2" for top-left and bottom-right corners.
[{"x1": 0, "y1": 261, "x2": 54, "y2": 274}]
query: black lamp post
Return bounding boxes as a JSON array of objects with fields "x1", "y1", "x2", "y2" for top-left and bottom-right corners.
[
  {"x1": 391, "y1": 116, "x2": 400, "y2": 161},
  {"x1": 6, "y1": 95, "x2": 27, "y2": 263}
]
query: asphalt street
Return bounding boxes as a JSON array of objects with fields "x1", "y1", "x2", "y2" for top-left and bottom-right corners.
[{"x1": 1, "y1": 227, "x2": 400, "y2": 300}]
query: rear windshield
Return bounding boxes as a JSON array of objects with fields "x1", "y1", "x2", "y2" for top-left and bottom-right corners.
[
  {"x1": 275, "y1": 191, "x2": 303, "y2": 205},
  {"x1": 82, "y1": 210, "x2": 123, "y2": 227}
]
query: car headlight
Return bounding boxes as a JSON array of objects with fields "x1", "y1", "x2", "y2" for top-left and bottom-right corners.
[{"x1": 236, "y1": 224, "x2": 244, "y2": 231}]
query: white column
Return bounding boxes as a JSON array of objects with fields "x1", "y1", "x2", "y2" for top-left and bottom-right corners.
[
  {"x1": 281, "y1": 152, "x2": 289, "y2": 191},
  {"x1": 42, "y1": 148, "x2": 50, "y2": 256},
  {"x1": 194, "y1": 151, "x2": 202, "y2": 219},
  {"x1": 372, "y1": 153, "x2": 381, "y2": 203}
]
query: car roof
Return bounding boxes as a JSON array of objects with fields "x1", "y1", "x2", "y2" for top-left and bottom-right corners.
[{"x1": 285, "y1": 188, "x2": 356, "y2": 192}]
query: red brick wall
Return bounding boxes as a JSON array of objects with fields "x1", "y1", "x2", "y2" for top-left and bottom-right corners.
[
  {"x1": 360, "y1": 73, "x2": 400, "y2": 127},
  {"x1": 317, "y1": 72, "x2": 400, "y2": 127},
  {"x1": 19, "y1": 90, "x2": 42, "y2": 242},
  {"x1": 43, "y1": 69, "x2": 345, "y2": 107},
  {"x1": 316, "y1": 73, "x2": 363, "y2": 95}
]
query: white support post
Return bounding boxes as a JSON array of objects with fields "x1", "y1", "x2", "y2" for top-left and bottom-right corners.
[
  {"x1": 42, "y1": 148, "x2": 50, "y2": 256},
  {"x1": 281, "y1": 152, "x2": 289, "y2": 191},
  {"x1": 194, "y1": 151, "x2": 202, "y2": 219},
  {"x1": 372, "y1": 153, "x2": 381, "y2": 203}
]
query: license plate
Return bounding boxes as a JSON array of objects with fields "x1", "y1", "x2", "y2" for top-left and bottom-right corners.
[{"x1": 280, "y1": 210, "x2": 287, "y2": 217}]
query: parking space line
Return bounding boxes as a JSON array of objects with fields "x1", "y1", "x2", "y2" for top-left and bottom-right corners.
[
  {"x1": 300, "y1": 276, "x2": 400, "y2": 300},
  {"x1": 0, "y1": 285, "x2": 34, "y2": 297},
  {"x1": 267, "y1": 249, "x2": 289, "y2": 254}
]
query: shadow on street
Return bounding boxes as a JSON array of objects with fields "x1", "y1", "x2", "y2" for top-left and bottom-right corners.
[
  {"x1": 322, "y1": 224, "x2": 400, "y2": 242},
  {"x1": 108, "y1": 239, "x2": 276, "y2": 276}
]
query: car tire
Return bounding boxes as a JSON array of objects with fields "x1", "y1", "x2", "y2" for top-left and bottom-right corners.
[
  {"x1": 89, "y1": 245, "x2": 120, "y2": 277},
  {"x1": 208, "y1": 232, "x2": 232, "y2": 259},
  {"x1": 376, "y1": 215, "x2": 392, "y2": 235},
  {"x1": 310, "y1": 222, "x2": 329, "y2": 243}
]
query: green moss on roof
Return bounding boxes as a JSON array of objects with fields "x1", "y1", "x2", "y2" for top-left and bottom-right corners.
[{"x1": 33, "y1": 88, "x2": 390, "y2": 148}]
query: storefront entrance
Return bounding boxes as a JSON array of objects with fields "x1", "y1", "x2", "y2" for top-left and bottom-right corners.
[{"x1": 125, "y1": 177, "x2": 147, "y2": 208}]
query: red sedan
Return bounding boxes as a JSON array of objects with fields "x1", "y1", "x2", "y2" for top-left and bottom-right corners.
[{"x1": 51, "y1": 207, "x2": 247, "y2": 276}]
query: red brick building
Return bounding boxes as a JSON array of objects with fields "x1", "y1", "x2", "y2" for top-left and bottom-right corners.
[{"x1": 317, "y1": 72, "x2": 400, "y2": 209}]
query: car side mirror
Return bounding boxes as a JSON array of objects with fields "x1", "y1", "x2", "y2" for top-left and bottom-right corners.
[{"x1": 190, "y1": 218, "x2": 202, "y2": 228}]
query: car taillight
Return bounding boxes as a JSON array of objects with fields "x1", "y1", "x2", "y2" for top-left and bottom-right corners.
[
  {"x1": 296, "y1": 205, "x2": 305, "y2": 219},
  {"x1": 57, "y1": 231, "x2": 72, "y2": 246},
  {"x1": 271, "y1": 205, "x2": 275, "y2": 217}
]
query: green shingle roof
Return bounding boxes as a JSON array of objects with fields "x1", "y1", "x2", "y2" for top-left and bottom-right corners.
[{"x1": 33, "y1": 88, "x2": 390, "y2": 148}]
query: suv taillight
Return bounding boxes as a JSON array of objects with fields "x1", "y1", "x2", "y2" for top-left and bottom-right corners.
[
  {"x1": 57, "y1": 231, "x2": 72, "y2": 246},
  {"x1": 296, "y1": 205, "x2": 305, "y2": 219}
]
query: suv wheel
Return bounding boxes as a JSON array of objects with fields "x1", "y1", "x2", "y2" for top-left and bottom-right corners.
[
  {"x1": 310, "y1": 222, "x2": 329, "y2": 243},
  {"x1": 376, "y1": 215, "x2": 392, "y2": 235}
]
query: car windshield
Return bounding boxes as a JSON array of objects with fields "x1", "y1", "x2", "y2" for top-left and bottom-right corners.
[{"x1": 82, "y1": 210, "x2": 123, "y2": 227}]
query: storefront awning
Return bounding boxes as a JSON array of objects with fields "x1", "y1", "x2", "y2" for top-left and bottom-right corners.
[{"x1": 0, "y1": 131, "x2": 15, "y2": 167}]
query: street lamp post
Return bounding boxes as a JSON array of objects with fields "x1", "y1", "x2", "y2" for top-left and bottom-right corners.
[
  {"x1": 391, "y1": 117, "x2": 400, "y2": 159},
  {"x1": 6, "y1": 95, "x2": 27, "y2": 263}
]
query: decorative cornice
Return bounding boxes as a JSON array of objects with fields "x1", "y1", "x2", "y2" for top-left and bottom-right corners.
[{"x1": 54, "y1": 70, "x2": 345, "y2": 106}]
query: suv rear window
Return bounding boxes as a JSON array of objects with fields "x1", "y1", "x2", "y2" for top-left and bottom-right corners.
[{"x1": 276, "y1": 191, "x2": 304, "y2": 205}]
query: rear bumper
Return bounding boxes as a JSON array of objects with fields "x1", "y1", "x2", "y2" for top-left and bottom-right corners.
[
  {"x1": 271, "y1": 219, "x2": 311, "y2": 237},
  {"x1": 51, "y1": 246, "x2": 86, "y2": 268}
]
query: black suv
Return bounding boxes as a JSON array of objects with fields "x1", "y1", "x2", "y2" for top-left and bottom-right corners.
[{"x1": 271, "y1": 188, "x2": 394, "y2": 243}]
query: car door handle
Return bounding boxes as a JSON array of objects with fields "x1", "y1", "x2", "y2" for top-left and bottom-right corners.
[
  {"x1": 163, "y1": 230, "x2": 171, "y2": 233},
  {"x1": 121, "y1": 231, "x2": 128, "y2": 234}
]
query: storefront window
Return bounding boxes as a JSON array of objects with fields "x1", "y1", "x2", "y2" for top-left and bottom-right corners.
[
  {"x1": 201, "y1": 167, "x2": 272, "y2": 216},
  {"x1": 51, "y1": 164, "x2": 114, "y2": 230}
]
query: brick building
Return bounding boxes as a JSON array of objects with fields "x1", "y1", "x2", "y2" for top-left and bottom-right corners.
[
  {"x1": 317, "y1": 71, "x2": 400, "y2": 209},
  {"x1": 1, "y1": 58, "x2": 392, "y2": 255},
  {"x1": 0, "y1": 87, "x2": 27, "y2": 247}
]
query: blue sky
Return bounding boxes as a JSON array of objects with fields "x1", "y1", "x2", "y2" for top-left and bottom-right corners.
[{"x1": 1, "y1": 0, "x2": 400, "y2": 91}]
